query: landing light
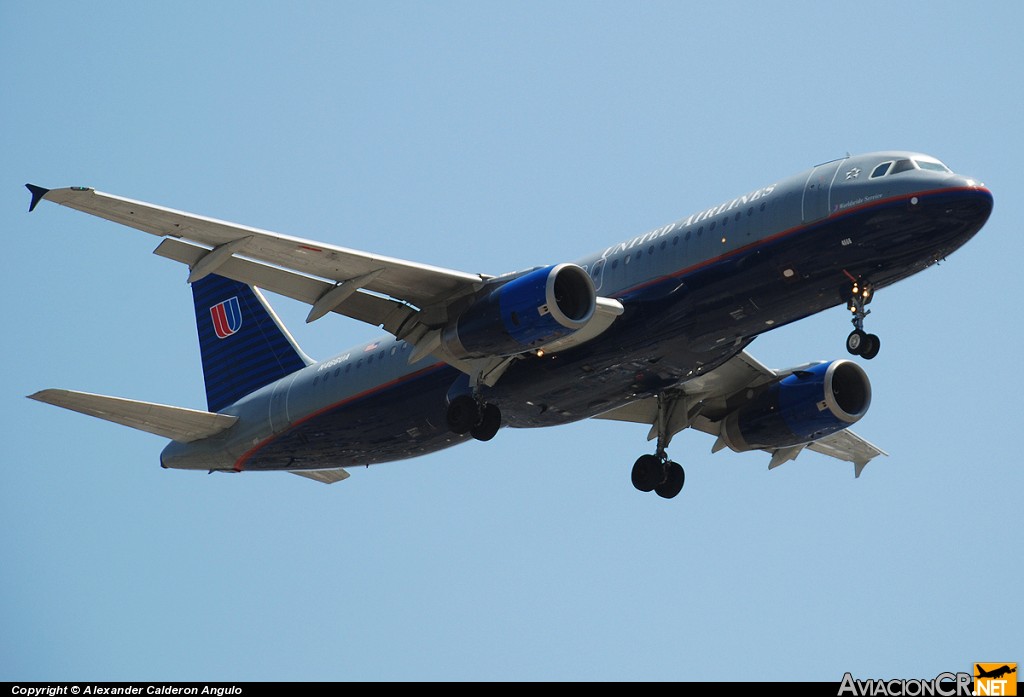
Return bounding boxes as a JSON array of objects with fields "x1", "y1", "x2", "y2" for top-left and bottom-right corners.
[{"x1": 535, "y1": 349, "x2": 545, "y2": 358}]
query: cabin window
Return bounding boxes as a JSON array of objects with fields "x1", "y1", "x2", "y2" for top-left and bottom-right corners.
[
  {"x1": 697, "y1": 226, "x2": 704, "y2": 237},
  {"x1": 759, "y1": 202, "x2": 766, "y2": 212},
  {"x1": 345, "y1": 364, "x2": 351, "y2": 373},
  {"x1": 334, "y1": 367, "x2": 341, "y2": 377},
  {"x1": 611, "y1": 259, "x2": 618, "y2": 269},
  {"x1": 870, "y1": 162, "x2": 893, "y2": 178},
  {"x1": 735, "y1": 212, "x2": 742, "y2": 221},
  {"x1": 648, "y1": 245, "x2": 654, "y2": 255},
  {"x1": 636, "y1": 249, "x2": 642, "y2": 260},
  {"x1": 660, "y1": 240, "x2": 667, "y2": 250},
  {"x1": 709, "y1": 221, "x2": 716, "y2": 231},
  {"x1": 747, "y1": 207, "x2": 754, "y2": 216},
  {"x1": 685, "y1": 231, "x2": 691, "y2": 241},
  {"x1": 672, "y1": 235, "x2": 679, "y2": 246}
]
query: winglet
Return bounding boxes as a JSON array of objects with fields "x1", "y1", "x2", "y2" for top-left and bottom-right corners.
[{"x1": 25, "y1": 184, "x2": 50, "y2": 212}]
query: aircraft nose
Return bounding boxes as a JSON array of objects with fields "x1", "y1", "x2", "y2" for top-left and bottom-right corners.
[
  {"x1": 952, "y1": 173, "x2": 986, "y2": 190},
  {"x1": 945, "y1": 174, "x2": 994, "y2": 226}
]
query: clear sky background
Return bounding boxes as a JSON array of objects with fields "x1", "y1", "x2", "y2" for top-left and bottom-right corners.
[{"x1": 2, "y1": 1, "x2": 1021, "y2": 682}]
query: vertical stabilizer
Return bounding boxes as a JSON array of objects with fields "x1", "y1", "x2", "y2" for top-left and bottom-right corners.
[{"x1": 191, "y1": 274, "x2": 312, "y2": 411}]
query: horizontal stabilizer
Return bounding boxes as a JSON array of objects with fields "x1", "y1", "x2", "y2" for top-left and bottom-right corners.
[
  {"x1": 290, "y1": 468, "x2": 352, "y2": 484},
  {"x1": 28, "y1": 389, "x2": 237, "y2": 443}
]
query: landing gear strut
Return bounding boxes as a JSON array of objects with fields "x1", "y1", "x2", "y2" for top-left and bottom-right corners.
[
  {"x1": 630, "y1": 392, "x2": 686, "y2": 499},
  {"x1": 446, "y1": 395, "x2": 502, "y2": 442},
  {"x1": 844, "y1": 276, "x2": 880, "y2": 360}
]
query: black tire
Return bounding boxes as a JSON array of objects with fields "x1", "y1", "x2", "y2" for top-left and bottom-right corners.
[
  {"x1": 446, "y1": 395, "x2": 479, "y2": 435},
  {"x1": 860, "y1": 334, "x2": 881, "y2": 360},
  {"x1": 631, "y1": 454, "x2": 664, "y2": 492},
  {"x1": 655, "y1": 461, "x2": 685, "y2": 499},
  {"x1": 846, "y1": 329, "x2": 868, "y2": 356},
  {"x1": 470, "y1": 403, "x2": 502, "y2": 441}
]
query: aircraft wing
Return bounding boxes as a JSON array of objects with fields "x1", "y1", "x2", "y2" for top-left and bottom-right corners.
[
  {"x1": 28, "y1": 185, "x2": 486, "y2": 311},
  {"x1": 594, "y1": 350, "x2": 887, "y2": 477},
  {"x1": 28, "y1": 184, "x2": 626, "y2": 383}
]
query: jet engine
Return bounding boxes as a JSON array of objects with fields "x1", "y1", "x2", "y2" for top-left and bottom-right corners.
[
  {"x1": 441, "y1": 263, "x2": 596, "y2": 358},
  {"x1": 718, "y1": 359, "x2": 871, "y2": 452}
]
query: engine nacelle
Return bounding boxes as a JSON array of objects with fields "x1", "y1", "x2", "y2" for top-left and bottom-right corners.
[
  {"x1": 718, "y1": 359, "x2": 871, "y2": 452},
  {"x1": 441, "y1": 263, "x2": 597, "y2": 358}
]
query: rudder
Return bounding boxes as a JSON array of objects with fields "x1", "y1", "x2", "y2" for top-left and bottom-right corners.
[{"x1": 191, "y1": 274, "x2": 311, "y2": 411}]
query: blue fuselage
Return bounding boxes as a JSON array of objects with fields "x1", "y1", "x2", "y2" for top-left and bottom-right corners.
[{"x1": 160, "y1": 152, "x2": 992, "y2": 473}]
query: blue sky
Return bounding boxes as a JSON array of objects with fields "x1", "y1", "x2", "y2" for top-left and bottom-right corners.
[{"x1": 2, "y1": 1, "x2": 1021, "y2": 682}]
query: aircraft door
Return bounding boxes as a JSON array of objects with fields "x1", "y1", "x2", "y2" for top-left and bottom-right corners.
[
  {"x1": 801, "y1": 159, "x2": 844, "y2": 224},
  {"x1": 588, "y1": 258, "x2": 606, "y2": 292},
  {"x1": 269, "y1": 372, "x2": 299, "y2": 433}
]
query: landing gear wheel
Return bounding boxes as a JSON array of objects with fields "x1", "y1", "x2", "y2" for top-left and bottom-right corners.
[
  {"x1": 470, "y1": 403, "x2": 502, "y2": 441},
  {"x1": 631, "y1": 454, "x2": 664, "y2": 493},
  {"x1": 655, "y1": 461, "x2": 685, "y2": 499},
  {"x1": 846, "y1": 329, "x2": 868, "y2": 356},
  {"x1": 860, "y1": 334, "x2": 880, "y2": 360},
  {"x1": 446, "y1": 395, "x2": 480, "y2": 435}
]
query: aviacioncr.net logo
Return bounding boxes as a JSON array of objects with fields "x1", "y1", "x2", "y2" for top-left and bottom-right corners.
[
  {"x1": 838, "y1": 672, "x2": 973, "y2": 696},
  {"x1": 974, "y1": 663, "x2": 1017, "y2": 696}
]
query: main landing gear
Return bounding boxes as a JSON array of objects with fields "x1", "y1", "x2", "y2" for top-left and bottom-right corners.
[
  {"x1": 844, "y1": 276, "x2": 880, "y2": 360},
  {"x1": 632, "y1": 454, "x2": 685, "y2": 499},
  {"x1": 446, "y1": 394, "x2": 502, "y2": 442},
  {"x1": 630, "y1": 392, "x2": 686, "y2": 499}
]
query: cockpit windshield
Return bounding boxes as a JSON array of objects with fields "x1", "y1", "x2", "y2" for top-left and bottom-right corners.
[
  {"x1": 869, "y1": 157, "x2": 952, "y2": 178},
  {"x1": 915, "y1": 159, "x2": 951, "y2": 173}
]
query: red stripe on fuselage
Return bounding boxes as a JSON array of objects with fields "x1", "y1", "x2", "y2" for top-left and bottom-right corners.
[
  {"x1": 232, "y1": 361, "x2": 448, "y2": 471},
  {"x1": 615, "y1": 186, "x2": 989, "y2": 298}
]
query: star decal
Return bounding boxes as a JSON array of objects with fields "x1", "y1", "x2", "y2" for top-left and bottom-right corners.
[{"x1": 845, "y1": 167, "x2": 861, "y2": 180}]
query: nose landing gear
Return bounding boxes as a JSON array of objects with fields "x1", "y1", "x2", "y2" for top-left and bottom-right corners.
[{"x1": 844, "y1": 276, "x2": 880, "y2": 360}]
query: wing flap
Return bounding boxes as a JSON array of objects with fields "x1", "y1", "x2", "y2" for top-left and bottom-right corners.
[
  {"x1": 154, "y1": 237, "x2": 418, "y2": 334},
  {"x1": 33, "y1": 186, "x2": 486, "y2": 308},
  {"x1": 290, "y1": 468, "x2": 351, "y2": 484},
  {"x1": 806, "y1": 429, "x2": 888, "y2": 477},
  {"x1": 28, "y1": 389, "x2": 237, "y2": 443}
]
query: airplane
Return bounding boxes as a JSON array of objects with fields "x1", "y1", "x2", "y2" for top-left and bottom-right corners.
[
  {"x1": 976, "y1": 665, "x2": 1017, "y2": 680},
  {"x1": 25, "y1": 150, "x2": 993, "y2": 498}
]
